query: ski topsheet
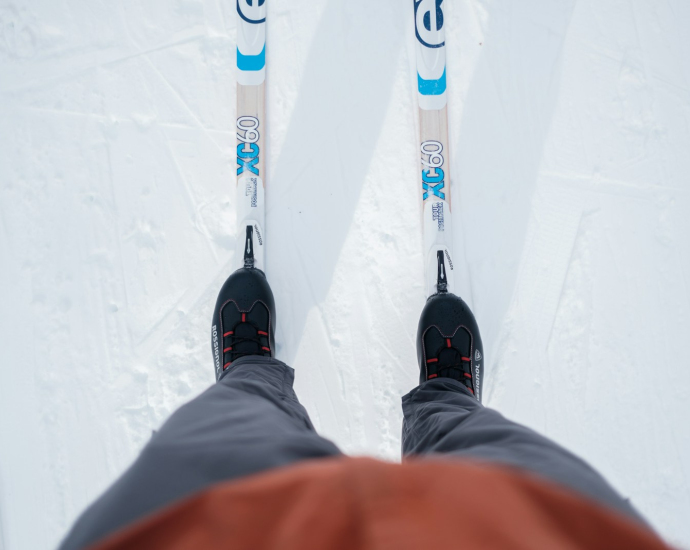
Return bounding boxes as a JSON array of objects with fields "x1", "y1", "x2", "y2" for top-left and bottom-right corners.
[
  {"x1": 236, "y1": 0, "x2": 267, "y2": 271},
  {"x1": 414, "y1": 0, "x2": 455, "y2": 297}
]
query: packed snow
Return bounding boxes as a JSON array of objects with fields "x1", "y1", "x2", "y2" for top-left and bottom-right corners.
[{"x1": 1, "y1": 0, "x2": 690, "y2": 548}]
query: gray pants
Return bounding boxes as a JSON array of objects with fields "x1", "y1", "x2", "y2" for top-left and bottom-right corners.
[{"x1": 60, "y1": 357, "x2": 646, "y2": 550}]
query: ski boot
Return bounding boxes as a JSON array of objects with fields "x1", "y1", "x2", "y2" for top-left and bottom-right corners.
[
  {"x1": 417, "y1": 292, "x2": 484, "y2": 402},
  {"x1": 211, "y1": 267, "x2": 276, "y2": 381}
]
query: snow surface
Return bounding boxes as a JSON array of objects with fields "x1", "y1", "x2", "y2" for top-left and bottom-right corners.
[{"x1": 1, "y1": 0, "x2": 690, "y2": 548}]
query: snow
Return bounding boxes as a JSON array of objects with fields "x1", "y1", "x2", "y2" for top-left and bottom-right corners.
[{"x1": 1, "y1": 0, "x2": 690, "y2": 548}]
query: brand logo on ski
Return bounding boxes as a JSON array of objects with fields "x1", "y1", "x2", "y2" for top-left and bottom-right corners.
[
  {"x1": 253, "y1": 223, "x2": 263, "y2": 245},
  {"x1": 245, "y1": 178, "x2": 259, "y2": 207},
  {"x1": 237, "y1": 0, "x2": 266, "y2": 24},
  {"x1": 475, "y1": 349, "x2": 482, "y2": 361},
  {"x1": 432, "y1": 202, "x2": 445, "y2": 231},
  {"x1": 444, "y1": 250, "x2": 454, "y2": 270},
  {"x1": 244, "y1": 225, "x2": 255, "y2": 268},
  {"x1": 237, "y1": 116, "x2": 260, "y2": 176},
  {"x1": 436, "y1": 250, "x2": 448, "y2": 293},
  {"x1": 421, "y1": 140, "x2": 445, "y2": 200},
  {"x1": 414, "y1": 0, "x2": 445, "y2": 49}
]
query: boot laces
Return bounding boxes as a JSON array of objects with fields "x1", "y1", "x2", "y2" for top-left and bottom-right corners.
[
  {"x1": 222, "y1": 317, "x2": 270, "y2": 370},
  {"x1": 429, "y1": 343, "x2": 474, "y2": 395}
]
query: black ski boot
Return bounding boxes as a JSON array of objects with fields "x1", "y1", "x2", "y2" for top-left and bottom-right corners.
[
  {"x1": 417, "y1": 292, "x2": 484, "y2": 401},
  {"x1": 211, "y1": 267, "x2": 276, "y2": 381}
]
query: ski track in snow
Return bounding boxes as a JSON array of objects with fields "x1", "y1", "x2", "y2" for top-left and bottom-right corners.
[{"x1": 1, "y1": 1, "x2": 690, "y2": 548}]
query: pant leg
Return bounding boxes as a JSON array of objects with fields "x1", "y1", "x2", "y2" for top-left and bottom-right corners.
[
  {"x1": 60, "y1": 357, "x2": 341, "y2": 550},
  {"x1": 402, "y1": 378, "x2": 647, "y2": 526}
]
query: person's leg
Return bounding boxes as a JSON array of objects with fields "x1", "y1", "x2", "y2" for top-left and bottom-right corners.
[
  {"x1": 402, "y1": 378, "x2": 647, "y2": 525},
  {"x1": 60, "y1": 357, "x2": 341, "y2": 550}
]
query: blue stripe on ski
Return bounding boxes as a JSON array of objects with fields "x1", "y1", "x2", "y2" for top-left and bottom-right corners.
[
  {"x1": 417, "y1": 68, "x2": 446, "y2": 96},
  {"x1": 237, "y1": 45, "x2": 266, "y2": 71}
]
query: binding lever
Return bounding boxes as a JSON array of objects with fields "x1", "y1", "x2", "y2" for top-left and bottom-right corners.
[
  {"x1": 244, "y1": 225, "x2": 255, "y2": 268},
  {"x1": 436, "y1": 250, "x2": 448, "y2": 294}
]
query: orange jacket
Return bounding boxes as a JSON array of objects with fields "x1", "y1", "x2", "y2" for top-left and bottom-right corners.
[{"x1": 92, "y1": 457, "x2": 669, "y2": 550}]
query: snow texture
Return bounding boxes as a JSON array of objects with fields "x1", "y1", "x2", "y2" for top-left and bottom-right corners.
[{"x1": 1, "y1": 0, "x2": 690, "y2": 548}]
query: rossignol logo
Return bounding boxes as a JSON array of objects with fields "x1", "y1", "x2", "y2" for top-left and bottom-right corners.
[
  {"x1": 237, "y1": 0, "x2": 266, "y2": 24},
  {"x1": 475, "y1": 364, "x2": 481, "y2": 400},
  {"x1": 474, "y1": 349, "x2": 482, "y2": 401},
  {"x1": 245, "y1": 177, "x2": 258, "y2": 207},
  {"x1": 432, "y1": 202, "x2": 445, "y2": 231},
  {"x1": 414, "y1": 0, "x2": 445, "y2": 49},
  {"x1": 212, "y1": 325, "x2": 220, "y2": 376},
  {"x1": 421, "y1": 140, "x2": 445, "y2": 200},
  {"x1": 444, "y1": 250, "x2": 454, "y2": 270},
  {"x1": 237, "y1": 116, "x2": 260, "y2": 176}
]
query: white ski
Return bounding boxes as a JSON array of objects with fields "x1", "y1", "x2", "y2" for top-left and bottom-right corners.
[
  {"x1": 414, "y1": 0, "x2": 455, "y2": 297},
  {"x1": 236, "y1": 0, "x2": 267, "y2": 271}
]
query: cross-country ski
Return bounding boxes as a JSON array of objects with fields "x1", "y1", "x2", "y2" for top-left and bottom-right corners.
[
  {"x1": 414, "y1": 0, "x2": 455, "y2": 297},
  {"x1": 413, "y1": 0, "x2": 484, "y2": 402},
  {"x1": 236, "y1": 0, "x2": 267, "y2": 272}
]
